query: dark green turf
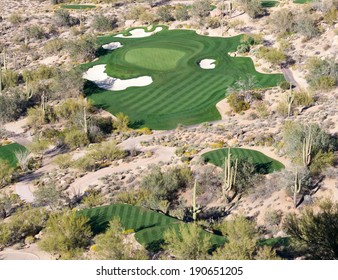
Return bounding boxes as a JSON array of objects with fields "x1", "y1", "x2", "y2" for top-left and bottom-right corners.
[
  {"x1": 202, "y1": 148, "x2": 284, "y2": 174},
  {"x1": 61, "y1": 4, "x2": 96, "y2": 9},
  {"x1": 78, "y1": 203, "x2": 225, "y2": 252},
  {"x1": 261, "y1": 0, "x2": 279, "y2": 7},
  {"x1": 82, "y1": 27, "x2": 285, "y2": 130},
  {"x1": 0, "y1": 143, "x2": 26, "y2": 167}
]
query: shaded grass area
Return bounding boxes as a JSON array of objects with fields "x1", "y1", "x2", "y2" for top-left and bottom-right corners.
[
  {"x1": 0, "y1": 143, "x2": 26, "y2": 167},
  {"x1": 261, "y1": 0, "x2": 279, "y2": 7},
  {"x1": 78, "y1": 203, "x2": 225, "y2": 252},
  {"x1": 61, "y1": 4, "x2": 96, "y2": 9},
  {"x1": 202, "y1": 148, "x2": 284, "y2": 174},
  {"x1": 82, "y1": 27, "x2": 285, "y2": 130}
]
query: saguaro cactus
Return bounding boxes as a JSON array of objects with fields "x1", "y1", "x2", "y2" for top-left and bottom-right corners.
[
  {"x1": 302, "y1": 128, "x2": 312, "y2": 167},
  {"x1": 223, "y1": 147, "x2": 238, "y2": 198},
  {"x1": 286, "y1": 84, "x2": 295, "y2": 117},
  {"x1": 292, "y1": 169, "x2": 302, "y2": 208},
  {"x1": 192, "y1": 179, "x2": 201, "y2": 222}
]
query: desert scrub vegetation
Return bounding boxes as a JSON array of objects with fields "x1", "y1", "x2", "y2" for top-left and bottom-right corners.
[{"x1": 305, "y1": 57, "x2": 337, "y2": 91}]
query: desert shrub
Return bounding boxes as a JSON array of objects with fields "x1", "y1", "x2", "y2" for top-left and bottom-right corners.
[
  {"x1": 255, "y1": 102, "x2": 269, "y2": 118},
  {"x1": 205, "y1": 16, "x2": 220, "y2": 28},
  {"x1": 227, "y1": 92, "x2": 250, "y2": 113},
  {"x1": 73, "y1": 156, "x2": 96, "y2": 171},
  {"x1": 82, "y1": 190, "x2": 105, "y2": 208},
  {"x1": 54, "y1": 154, "x2": 73, "y2": 169},
  {"x1": 92, "y1": 14, "x2": 117, "y2": 32},
  {"x1": 293, "y1": 90, "x2": 314, "y2": 107},
  {"x1": 305, "y1": 57, "x2": 337, "y2": 91},
  {"x1": 324, "y1": 7, "x2": 338, "y2": 25},
  {"x1": 285, "y1": 199, "x2": 338, "y2": 259},
  {"x1": 0, "y1": 207, "x2": 49, "y2": 246},
  {"x1": 113, "y1": 112, "x2": 129, "y2": 131},
  {"x1": 88, "y1": 141, "x2": 126, "y2": 163},
  {"x1": 54, "y1": 9, "x2": 79, "y2": 27},
  {"x1": 157, "y1": 5, "x2": 174, "y2": 22},
  {"x1": 238, "y1": 0, "x2": 264, "y2": 18},
  {"x1": 175, "y1": 5, "x2": 190, "y2": 21},
  {"x1": 237, "y1": 43, "x2": 250, "y2": 54},
  {"x1": 264, "y1": 210, "x2": 283, "y2": 227},
  {"x1": 64, "y1": 35, "x2": 97, "y2": 62},
  {"x1": 309, "y1": 151, "x2": 336, "y2": 175},
  {"x1": 8, "y1": 13, "x2": 23, "y2": 25},
  {"x1": 39, "y1": 211, "x2": 92, "y2": 256},
  {"x1": 63, "y1": 129, "x2": 89, "y2": 150},
  {"x1": 51, "y1": 69, "x2": 84, "y2": 99},
  {"x1": 1, "y1": 69, "x2": 19, "y2": 89},
  {"x1": 276, "y1": 101, "x2": 288, "y2": 117},
  {"x1": 33, "y1": 184, "x2": 64, "y2": 210},
  {"x1": 279, "y1": 81, "x2": 291, "y2": 91},
  {"x1": 295, "y1": 12, "x2": 319, "y2": 38},
  {"x1": 269, "y1": 9, "x2": 295, "y2": 34},
  {"x1": 24, "y1": 25, "x2": 45, "y2": 39},
  {"x1": 191, "y1": 0, "x2": 211, "y2": 22},
  {"x1": 0, "y1": 93, "x2": 27, "y2": 123},
  {"x1": 0, "y1": 160, "x2": 14, "y2": 189},
  {"x1": 140, "y1": 165, "x2": 192, "y2": 205},
  {"x1": 257, "y1": 47, "x2": 286, "y2": 66}
]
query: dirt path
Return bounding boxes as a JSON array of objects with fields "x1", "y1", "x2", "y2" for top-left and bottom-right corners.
[
  {"x1": 282, "y1": 68, "x2": 300, "y2": 89},
  {"x1": 69, "y1": 145, "x2": 176, "y2": 196}
]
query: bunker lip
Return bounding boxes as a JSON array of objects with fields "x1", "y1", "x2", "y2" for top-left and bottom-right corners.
[
  {"x1": 83, "y1": 64, "x2": 153, "y2": 91},
  {"x1": 115, "y1": 27, "x2": 163, "y2": 38},
  {"x1": 199, "y1": 59, "x2": 216, "y2": 69}
]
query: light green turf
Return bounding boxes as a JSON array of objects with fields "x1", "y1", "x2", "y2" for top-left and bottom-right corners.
[
  {"x1": 202, "y1": 148, "x2": 284, "y2": 174},
  {"x1": 124, "y1": 48, "x2": 186, "y2": 71},
  {"x1": 0, "y1": 143, "x2": 26, "y2": 167},
  {"x1": 78, "y1": 203, "x2": 225, "y2": 252},
  {"x1": 82, "y1": 26, "x2": 285, "y2": 130},
  {"x1": 293, "y1": 0, "x2": 311, "y2": 3},
  {"x1": 61, "y1": 4, "x2": 96, "y2": 9}
]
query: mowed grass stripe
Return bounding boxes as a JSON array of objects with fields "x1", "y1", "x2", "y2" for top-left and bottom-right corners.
[
  {"x1": 202, "y1": 148, "x2": 284, "y2": 174},
  {"x1": 84, "y1": 29, "x2": 284, "y2": 129}
]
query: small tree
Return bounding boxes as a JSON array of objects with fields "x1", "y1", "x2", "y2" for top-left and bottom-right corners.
[
  {"x1": 93, "y1": 218, "x2": 148, "y2": 260},
  {"x1": 39, "y1": 211, "x2": 92, "y2": 256},
  {"x1": 285, "y1": 199, "x2": 338, "y2": 259},
  {"x1": 157, "y1": 5, "x2": 174, "y2": 22},
  {"x1": 163, "y1": 223, "x2": 211, "y2": 260},
  {"x1": 0, "y1": 160, "x2": 14, "y2": 188},
  {"x1": 14, "y1": 149, "x2": 31, "y2": 172}
]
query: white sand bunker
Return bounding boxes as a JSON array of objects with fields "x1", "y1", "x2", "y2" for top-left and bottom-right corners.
[
  {"x1": 115, "y1": 27, "x2": 163, "y2": 38},
  {"x1": 199, "y1": 59, "x2": 216, "y2": 69},
  {"x1": 102, "y1": 42, "x2": 122, "y2": 50},
  {"x1": 83, "y1": 65, "x2": 153, "y2": 91}
]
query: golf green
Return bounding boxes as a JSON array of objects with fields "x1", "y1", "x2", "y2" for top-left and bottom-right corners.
[
  {"x1": 83, "y1": 27, "x2": 285, "y2": 130},
  {"x1": 0, "y1": 143, "x2": 26, "y2": 167},
  {"x1": 202, "y1": 148, "x2": 284, "y2": 174},
  {"x1": 78, "y1": 203, "x2": 225, "y2": 252},
  {"x1": 61, "y1": 4, "x2": 96, "y2": 9}
]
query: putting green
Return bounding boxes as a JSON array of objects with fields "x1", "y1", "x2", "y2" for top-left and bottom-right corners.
[
  {"x1": 0, "y1": 143, "x2": 26, "y2": 167},
  {"x1": 61, "y1": 4, "x2": 96, "y2": 9},
  {"x1": 202, "y1": 148, "x2": 284, "y2": 174},
  {"x1": 124, "y1": 47, "x2": 186, "y2": 71},
  {"x1": 82, "y1": 27, "x2": 285, "y2": 130}
]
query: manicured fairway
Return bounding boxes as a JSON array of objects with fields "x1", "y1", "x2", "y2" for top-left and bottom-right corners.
[
  {"x1": 83, "y1": 27, "x2": 285, "y2": 130},
  {"x1": 0, "y1": 143, "x2": 26, "y2": 167},
  {"x1": 78, "y1": 203, "x2": 225, "y2": 251},
  {"x1": 202, "y1": 148, "x2": 284, "y2": 174},
  {"x1": 61, "y1": 4, "x2": 96, "y2": 9}
]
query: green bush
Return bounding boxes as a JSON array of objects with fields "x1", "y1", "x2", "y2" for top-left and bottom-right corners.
[
  {"x1": 64, "y1": 129, "x2": 89, "y2": 150},
  {"x1": 227, "y1": 92, "x2": 250, "y2": 113},
  {"x1": 237, "y1": 43, "x2": 250, "y2": 54},
  {"x1": 257, "y1": 47, "x2": 285, "y2": 65},
  {"x1": 279, "y1": 81, "x2": 291, "y2": 90},
  {"x1": 54, "y1": 9, "x2": 79, "y2": 27},
  {"x1": 175, "y1": 5, "x2": 190, "y2": 21},
  {"x1": 92, "y1": 14, "x2": 117, "y2": 32}
]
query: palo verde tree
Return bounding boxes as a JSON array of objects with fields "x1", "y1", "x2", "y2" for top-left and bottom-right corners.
[{"x1": 285, "y1": 199, "x2": 338, "y2": 259}]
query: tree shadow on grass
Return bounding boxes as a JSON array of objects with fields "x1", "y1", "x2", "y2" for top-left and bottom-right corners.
[
  {"x1": 129, "y1": 119, "x2": 145, "y2": 129},
  {"x1": 95, "y1": 47, "x2": 109, "y2": 57},
  {"x1": 254, "y1": 161, "x2": 273, "y2": 174}
]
